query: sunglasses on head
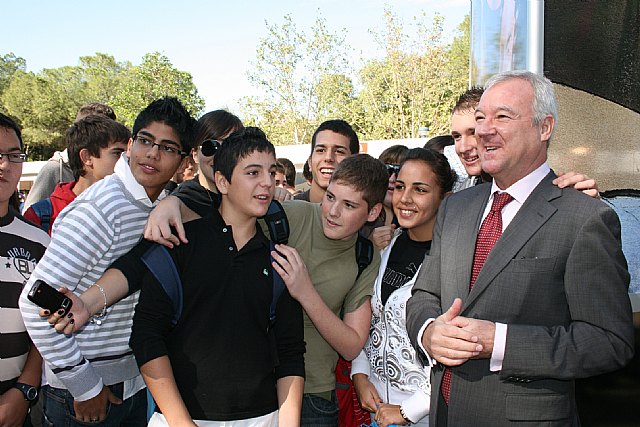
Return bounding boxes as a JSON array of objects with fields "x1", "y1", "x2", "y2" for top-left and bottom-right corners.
[
  {"x1": 385, "y1": 163, "x2": 401, "y2": 177},
  {"x1": 200, "y1": 139, "x2": 222, "y2": 157}
]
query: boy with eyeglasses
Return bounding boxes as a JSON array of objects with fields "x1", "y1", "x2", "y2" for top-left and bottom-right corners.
[
  {"x1": 0, "y1": 113, "x2": 49, "y2": 427},
  {"x1": 20, "y1": 97, "x2": 195, "y2": 426}
]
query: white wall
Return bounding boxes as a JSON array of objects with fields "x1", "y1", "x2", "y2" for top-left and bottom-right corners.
[{"x1": 274, "y1": 138, "x2": 429, "y2": 170}]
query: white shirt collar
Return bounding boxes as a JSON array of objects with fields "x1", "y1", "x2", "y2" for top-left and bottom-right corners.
[
  {"x1": 490, "y1": 162, "x2": 551, "y2": 204},
  {"x1": 113, "y1": 153, "x2": 166, "y2": 208}
]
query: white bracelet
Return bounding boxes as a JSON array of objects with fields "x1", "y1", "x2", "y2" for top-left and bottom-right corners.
[{"x1": 89, "y1": 283, "x2": 107, "y2": 325}]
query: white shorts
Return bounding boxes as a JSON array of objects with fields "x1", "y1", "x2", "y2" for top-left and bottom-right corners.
[{"x1": 148, "y1": 410, "x2": 279, "y2": 427}]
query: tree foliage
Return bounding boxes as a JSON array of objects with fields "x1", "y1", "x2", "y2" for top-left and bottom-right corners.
[
  {"x1": 0, "y1": 53, "x2": 27, "y2": 114},
  {"x1": 2, "y1": 10, "x2": 470, "y2": 157},
  {"x1": 245, "y1": 10, "x2": 470, "y2": 144},
  {"x1": 0, "y1": 52, "x2": 204, "y2": 160},
  {"x1": 242, "y1": 12, "x2": 349, "y2": 145},
  {"x1": 111, "y1": 52, "x2": 204, "y2": 126}
]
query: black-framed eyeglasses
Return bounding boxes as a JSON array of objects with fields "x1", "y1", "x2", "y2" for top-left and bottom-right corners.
[
  {"x1": 385, "y1": 163, "x2": 401, "y2": 177},
  {"x1": 200, "y1": 139, "x2": 221, "y2": 157},
  {"x1": 0, "y1": 152, "x2": 27, "y2": 163},
  {"x1": 134, "y1": 135, "x2": 186, "y2": 157}
]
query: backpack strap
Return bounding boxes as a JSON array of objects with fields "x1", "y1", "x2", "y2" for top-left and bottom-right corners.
[
  {"x1": 355, "y1": 233, "x2": 374, "y2": 280},
  {"x1": 263, "y1": 200, "x2": 289, "y2": 245},
  {"x1": 269, "y1": 241, "x2": 286, "y2": 325},
  {"x1": 141, "y1": 245, "x2": 183, "y2": 326},
  {"x1": 262, "y1": 200, "x2": 290, "y2": 324},
  {"x1": 30, "y1": 198, "x2": 53, "y2": 233}
]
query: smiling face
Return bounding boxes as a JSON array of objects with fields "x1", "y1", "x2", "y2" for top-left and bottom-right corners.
[
  {"x1": 128, "y1": 121, "x2": 187, "y2": 202},
  {"x1": 393, "y1": 159, "x2": 444, "y2": 242},
  {"x1": 475, "y1": 79, "x2": 553, "y2": 189},
  {"x1": 321, "y1": 181, "x2": 380, "y2": 241},
  {"x1": 308, "y1": 130, "x2": 352, "y2": 200},
  {"x1": 216, "y1": 150, "x2": 276, "y2": 222},
  {"x1": 0, "y1": 128, "x2": 22, "y2": 217},
  {"x1": 451, "y1": 108, "x2": 482, "y2": 177}
]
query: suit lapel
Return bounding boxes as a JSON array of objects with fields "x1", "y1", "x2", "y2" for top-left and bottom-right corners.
[
  {"x1": 464, "y1": 172, "x2": 560, "y2": 309},
  {"x1": 455, "y1": 186, "x2": 491, "y2": 302}
]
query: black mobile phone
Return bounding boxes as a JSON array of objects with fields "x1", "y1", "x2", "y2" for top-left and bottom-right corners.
[{"x1": 27, "y1": 280, "x2": 72, "y2": 314}]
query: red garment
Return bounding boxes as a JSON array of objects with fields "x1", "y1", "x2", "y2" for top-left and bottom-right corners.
[
  {"x1": 336, "y1": 357, "x2": 370, "y2": 427},
  {"x1": 24, "y1": 181, "x2": 77, "y2": 235}
]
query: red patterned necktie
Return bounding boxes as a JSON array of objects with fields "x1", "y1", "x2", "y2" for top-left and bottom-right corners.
[{"x1": 440, "y1": 191, "x2": 514, "y2": 405}]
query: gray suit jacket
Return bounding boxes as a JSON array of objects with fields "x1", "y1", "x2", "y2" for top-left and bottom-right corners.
[{"x1": 406, "y1": 172, "x2": 634, "y2": 427}]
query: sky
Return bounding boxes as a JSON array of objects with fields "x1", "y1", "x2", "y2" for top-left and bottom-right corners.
[{"x1": 1, "y1": 0, "x2": 469, "y2": 112}]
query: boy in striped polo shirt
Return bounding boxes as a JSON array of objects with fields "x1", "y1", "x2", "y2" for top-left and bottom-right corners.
[
  {"x1": 20, "y1": 97, "x2": 195, "y2": 426},
  {"x1": 0, "y1": 113, "x2": 49, "y2": 427}
]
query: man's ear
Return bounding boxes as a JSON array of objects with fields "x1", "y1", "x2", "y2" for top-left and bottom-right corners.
[
  {"x1": 79, "y1": 148, "x2": 93, "y2": 168},
  {"x1": 215, "y1": 171, "x2": 229, "y2": 195},
  {"x1": 540, "y1": 115, "x2": 554, "y2": 142},
  {"x1": 367, "y1": 202, "x2": 383, "y2": 222}
]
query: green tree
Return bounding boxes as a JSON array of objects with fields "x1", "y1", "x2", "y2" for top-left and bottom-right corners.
[
  {"x1": 243, "y1": 12, "x2": 349, "y2": 145},
  {"x1": 2, "y1": 66, "x2": 87, "y2": 158},
  {"x1": 112, "y1": 52, "x2": 205, "y2": 127},
  {"x1": 1, "y1": 51, "x2": 204, "y2": 159},
  {"x1": 79, "y1": 53, "x2": 131, "y2": 106},
  {"x1": 244, "y1": 10, "x2": 470, "y2": 144},
  {"x1": 356, "y1": 10, "x2": 468, "y2": 139},
  {"x1": 315, "y1": 73, "x2": 366, "y2": 135},
  {"x1": 0, "y1": 53, "x2": 27, "y2": 113},
  {"x1": 447, "y1": 15, "x2": 471, "y2": 92}
]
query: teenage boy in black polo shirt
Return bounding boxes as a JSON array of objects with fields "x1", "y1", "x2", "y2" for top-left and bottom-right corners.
[{"x1": 128, "y1": 128, "x2": 305, "y2": 426}]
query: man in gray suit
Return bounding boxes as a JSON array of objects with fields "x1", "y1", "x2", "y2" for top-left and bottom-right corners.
[{"x1": 406, "y1": 70, "x2": 634, "y2": 426}]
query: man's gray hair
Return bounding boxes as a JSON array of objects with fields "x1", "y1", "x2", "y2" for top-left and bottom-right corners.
[{"x1": 484, "y1": 70, "x2": 558, "y2": 142}]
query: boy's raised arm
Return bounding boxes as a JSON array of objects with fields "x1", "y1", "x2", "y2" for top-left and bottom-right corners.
[{"x1": 271, "y1": 244, "x2": 371, "y2": 360}]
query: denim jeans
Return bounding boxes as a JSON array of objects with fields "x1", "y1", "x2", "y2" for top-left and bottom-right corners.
[
  {"x1": 41, "y1": 383, "x2": 147, "y2": 427},
  {"x1": 301, "y1": 391, "x2": 338, "y2": 427}
]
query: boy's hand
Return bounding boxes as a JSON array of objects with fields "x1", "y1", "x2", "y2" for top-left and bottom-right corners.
[
  {"x1": 370, "y1": 224, "x2": 396, "y2": 251},
  {"x1": 0, "y1": 388, "x2": 30, "y2": 427},
  {"x1": 73, "y1": 386, "x2": 122, "y2": 423},
  {"x1": 271, "y1": 244, "x2": 313, "y2": 301},
  {"x1": 39, "y1": 287, "x2": 87, "y2": 335},
  {"x1": 375, "y1": 403, "x2": 407, "y2": 426},
  {"x1": 274, "y1": 187, "x2": 292, "y2": 202},
  {"x1": 144, "y1": 196, "x2": 187, "y2": 248},
  {"x1": 553, "y1": 171, "x2": 599, "y2": 198}
]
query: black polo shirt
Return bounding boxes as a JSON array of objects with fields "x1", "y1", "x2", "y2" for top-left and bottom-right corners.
[{"x1": 125, "y1": 208, "x2": 305, "y2": 421}]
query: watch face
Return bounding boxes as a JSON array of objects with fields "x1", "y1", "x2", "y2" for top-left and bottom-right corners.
[
  {"x1": 15, "y1": 383, "x2": 38, "y2": 401},
  {"x1": 25, "y1": 386, "x2": 38, "y2": 401}
]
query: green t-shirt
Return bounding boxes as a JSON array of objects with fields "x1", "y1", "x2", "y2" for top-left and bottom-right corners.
[{"x1": 279, "y1": 201, "x2": 380, "y2": 393}]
